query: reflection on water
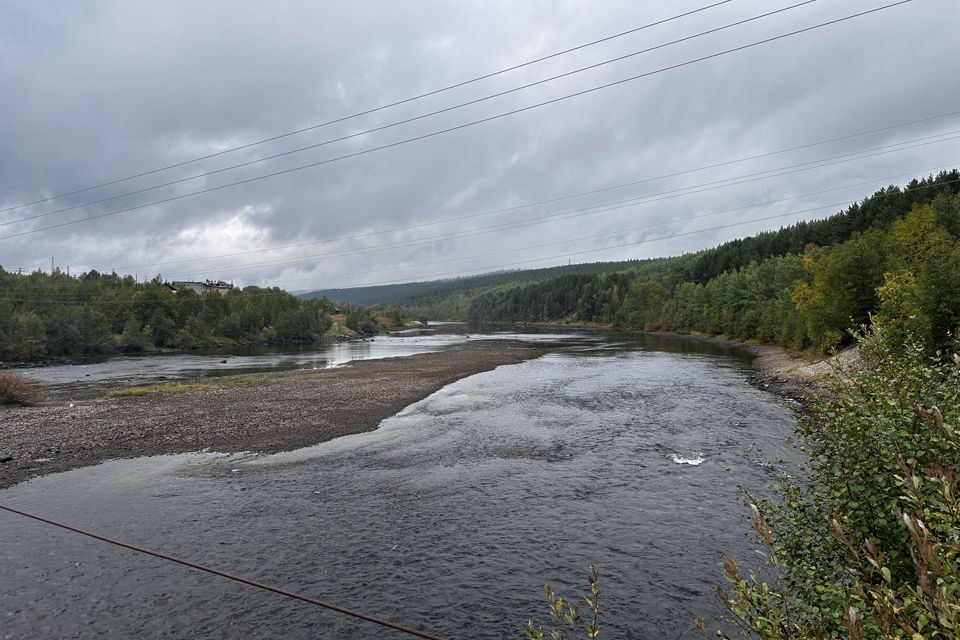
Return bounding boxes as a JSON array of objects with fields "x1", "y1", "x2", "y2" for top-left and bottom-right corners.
[{"x1": 0, "y1": 334, "x2": 798, "y2": 639}]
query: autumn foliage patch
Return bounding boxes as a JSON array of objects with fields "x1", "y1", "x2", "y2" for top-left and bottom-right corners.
[{"x1": 0, "y1": 372, "x2": 43, "y2": 406}]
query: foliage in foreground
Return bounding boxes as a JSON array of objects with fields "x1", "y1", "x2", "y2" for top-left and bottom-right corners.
[
  {"x1": 0, "y1": 372, "x2": 43, "y2": 405},
  {"x1": 526, "y1": 566, "x2": 601, "y2": 640},
  {"x1": 714, "y1": 321, "x2": 960, "y2": 639}
]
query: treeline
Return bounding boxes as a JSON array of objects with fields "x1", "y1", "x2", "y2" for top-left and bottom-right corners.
[
  {"x1": 0, "y1": 271, "x2": 350, "y2": 361},
  {"x1": 398, "y1": 255, "x2": 689, "y2": 322},
  {"x1": 461, "y1": 171, "x2": 960, "y2": 353},
  {"x1": 303, "y1": 259, "x2": 647, "y2": 307},
  {"x1": 685, "y1": 175, "x2": 955, "y2": 283}
]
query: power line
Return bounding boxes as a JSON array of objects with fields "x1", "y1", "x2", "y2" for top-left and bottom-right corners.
[
  {"x1": 256, "y1": 179, "x2": 960, "y2": 291},
  {"x1": 95, "y1": 108, "x2": 960, "y2": 272},
  {"x1": 1, "y1": 0, "x2": 820, "y2": 229},
  {"x1": 247, "y1": 177, "x2": 960, "y2": 289},
  {"x1": 0, "y1": 0, "x2": 913, "y2": 242},
  {"x1": 142, "y1": 132, "x2": 960, "y2": 279},
  {"x1": 0, "y1": 504, "x2": 445, "y2": 640},
  {"x1": 12, "y1": 129, "x2": 960, "y2": 298},
  {"x1": 269, "y1": 205, "x2": 862, "y2": 287},
  {"x1": 158, "y1": 160, "x2": 949, "y2": 276},
  {"x1": 4, "y1": 149, "x2": 953, "y2": 306},
  {"x1": 203, "y1": 182, "x2": 959, "y2": 292},
  {"x1": 0, "y1": 0, "x2": 733, "y2": 213},
  {"x1": 4, "y1": 170, "x2": 956, "y2": 305},
  {"x1": 0, "y1": 1, "x2": 737, "y2": 215}
]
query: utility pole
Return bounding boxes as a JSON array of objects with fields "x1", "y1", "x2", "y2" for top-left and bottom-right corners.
[{"x1": 51, "y1": 257, "x2": 54, "y2": 274}]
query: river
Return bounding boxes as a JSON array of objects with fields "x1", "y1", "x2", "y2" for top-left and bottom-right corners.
[
  {"x1": 15, "y1": 325, "x2": 575, "y2": 399},
  {"x1": 0, "y1": 330, "x2": 801, "y2": 639}
]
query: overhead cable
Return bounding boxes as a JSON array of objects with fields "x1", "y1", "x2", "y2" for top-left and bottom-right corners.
[
  {"x1": 101, "y1": 108, "x2": 960, "y2": 271},
  {"x1": 0, "y1": 0, "x2": 737, "y2": 214},
  {"x1": 4, "y1": 170, "x2": 956, "y2": 304},
  {"x1": 139, "y1": 132, "x2": 960, "y2": 278},
  {"x1": 0, "y1": 504, "x2": 445, "y2": 640},
  {"x1": 0, "y1": 0, "x2": 819, "y2": 228},
  {"x1": 0, "y1": 0, "x2": 913, "y2": 241}
]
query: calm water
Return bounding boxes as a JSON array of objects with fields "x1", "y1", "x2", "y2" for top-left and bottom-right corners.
[{"x1": 0, "y1": 333, "x2": 800, "y2": 639}]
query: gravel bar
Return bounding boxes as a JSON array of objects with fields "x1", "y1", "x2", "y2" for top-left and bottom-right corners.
[{"x1": 0, "y1": 341, "x2": 542, "y2": 489}]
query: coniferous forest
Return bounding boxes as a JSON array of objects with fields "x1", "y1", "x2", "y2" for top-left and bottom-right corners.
[{"x1": 398, "y1": 171, "x2": 960, "y2": 355}]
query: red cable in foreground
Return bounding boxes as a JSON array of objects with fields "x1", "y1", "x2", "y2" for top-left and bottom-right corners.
[{"x1": 0, "y1": 503, "x2": 445, "y2": 640}]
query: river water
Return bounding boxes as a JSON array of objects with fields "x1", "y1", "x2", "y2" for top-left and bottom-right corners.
[
  {"x1": 0, "y1": 331, "x2": 801, "y2": 639},
  {"x1": 16, "y1": 326, "x2": 572, "y2": 399}
]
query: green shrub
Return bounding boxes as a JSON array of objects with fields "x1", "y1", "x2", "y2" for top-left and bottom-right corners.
[{"x1": 714, "y1": 320, "x2": 960, "y2": 639}]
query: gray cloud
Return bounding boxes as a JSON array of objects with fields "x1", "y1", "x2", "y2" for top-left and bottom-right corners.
[{"x1": 0, "y1": 0, "x2": 956, "y2": 290}]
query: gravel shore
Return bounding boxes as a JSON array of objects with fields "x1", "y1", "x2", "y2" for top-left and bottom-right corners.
[{"x1": 0, "y1": 342, "x2": 542, "y2": 489}]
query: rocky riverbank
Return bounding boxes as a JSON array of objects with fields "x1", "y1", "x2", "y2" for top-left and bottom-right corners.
[{"x1": 0, "y1": 341, "x2": 542, "y2": 489}]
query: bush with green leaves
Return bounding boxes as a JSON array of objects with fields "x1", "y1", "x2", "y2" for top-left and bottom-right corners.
[{"x1": 713, "y1": 320, "x2": 960, "y2": 639}]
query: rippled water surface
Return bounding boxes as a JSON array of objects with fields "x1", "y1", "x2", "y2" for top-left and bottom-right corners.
[{"x1": 0, "y1": 333, "x2": 800, "y2": 639}]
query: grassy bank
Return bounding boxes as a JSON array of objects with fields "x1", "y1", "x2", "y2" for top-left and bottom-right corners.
[{"x1": 106, "y1": 377, "x2": 258, "y2": 398}]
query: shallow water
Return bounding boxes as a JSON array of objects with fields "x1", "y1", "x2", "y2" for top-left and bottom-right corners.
[
  {"x1": 17, "y1": 325, "x2": 584, "y2": 399},
  {"x1": 0, "y1": 334, "x2": 800, "y2": 639}
]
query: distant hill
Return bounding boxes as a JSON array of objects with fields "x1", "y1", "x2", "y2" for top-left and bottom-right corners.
[
  {"x1": 302, "y1": 171, "x2": 960, "y2": 331},
  {"x1": 299, "y1": 259, "x2": 647, "y2": 306},
  {"x1": 451, "y1": 171, "x2": 960, "y2": 355}
]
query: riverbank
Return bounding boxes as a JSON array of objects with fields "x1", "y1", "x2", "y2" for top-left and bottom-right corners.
[{"x1": 0, "y1": 341, "x2": 542, "y2": 489}]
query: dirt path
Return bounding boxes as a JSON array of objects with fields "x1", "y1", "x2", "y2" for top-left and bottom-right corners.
[{"x1": 0, "y1": 342, "x2": 542, "y2": 489}]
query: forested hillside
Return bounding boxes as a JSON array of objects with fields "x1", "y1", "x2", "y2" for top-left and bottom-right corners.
[
  {"x1": 0, "y1": 271, "x2": 339, "y2": 361},
  {"x1": 300, "y1": 259, "x2": 646, "y2": 307},
  {"x1": 410, "y1": 171, "x2": 960, "y2": 353}
]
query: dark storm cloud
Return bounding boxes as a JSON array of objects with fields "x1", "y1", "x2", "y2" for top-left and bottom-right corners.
[{"x1": 0, "y1": 0, "x2": 956, "y2": 290}]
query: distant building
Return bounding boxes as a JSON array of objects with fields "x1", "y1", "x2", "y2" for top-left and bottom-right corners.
[{"x1": 168, "y1": 280, "x2": 234, "y2": 296}]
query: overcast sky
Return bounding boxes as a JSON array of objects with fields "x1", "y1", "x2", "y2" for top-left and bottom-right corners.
[{"x1": 0, "y1": 0, "x2": 957, "y2": 292}]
